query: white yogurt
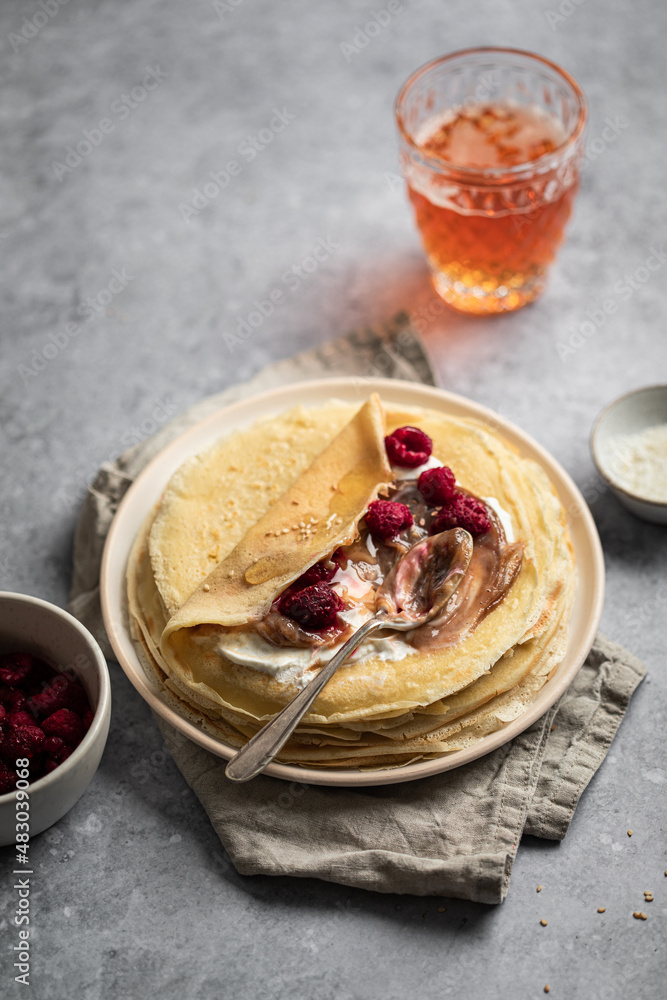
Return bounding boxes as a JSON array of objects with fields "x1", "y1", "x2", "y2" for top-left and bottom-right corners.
[
  {"x1": 483, "y1": 496, "x2": 514, "y2": 543},
  {"x1": 391, "y1": 455, "x2": 443, "y2": 480},
  {"x1": 212, "y1": 607, "x2": 416, "y2": 689}
]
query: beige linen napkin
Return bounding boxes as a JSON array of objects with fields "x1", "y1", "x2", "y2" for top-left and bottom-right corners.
[{"x1": 68, "y1": 316, "x2": 646, "y2": 904}]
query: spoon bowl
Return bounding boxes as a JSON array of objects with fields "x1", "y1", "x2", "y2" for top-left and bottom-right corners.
[{"x1": 377, "y1": 527, "x2": 473, "y2": 624}]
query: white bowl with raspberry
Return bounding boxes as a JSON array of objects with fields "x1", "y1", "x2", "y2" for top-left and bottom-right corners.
[{"x1": 0, "y1": 592, "x2": 111, "y2": 846}]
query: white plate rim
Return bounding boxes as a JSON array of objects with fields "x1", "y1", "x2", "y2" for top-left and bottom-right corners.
[{"x1": 100, "y1": 377, "x2": 605, "y2": 787}]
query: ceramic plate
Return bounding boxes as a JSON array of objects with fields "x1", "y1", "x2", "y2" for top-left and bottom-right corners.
[{"x1": 100, "y1": 377, "x2": 605, "y2": 786}]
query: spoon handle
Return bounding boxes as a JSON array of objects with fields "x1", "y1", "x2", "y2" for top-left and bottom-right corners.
[{"x1": 225, "y1": 614, "x2": 387, "y2": 782}]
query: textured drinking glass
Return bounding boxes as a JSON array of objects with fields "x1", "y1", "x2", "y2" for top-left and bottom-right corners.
[{"x1": 395, "y1": 48, "x2": 587, "y2": 314}]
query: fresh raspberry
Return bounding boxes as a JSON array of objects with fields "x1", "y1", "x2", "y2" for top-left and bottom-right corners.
[
  {"x1": 44, "y1": 735, "x2": 69, "y2": 760},
  {"x1": 0, "y1": 652, "x2": 34, "y2": 687},
  {"x1": 8, "y1": 690, "x2": 28, "y2": 714},
  {"x1": 42, "y1": 709, "x2": 85, "y2": 747},
  {"x1": 365, "y1": 500, "x2": 414, "y2": 540},
  {"x1": 82, "y1": 709, "x2": 94, "y2": 731},
  {"x1": 0, "y1": 762, "x2": 17, "y2": 795},
  {"x1": 385, "y1": 426, "x2": 433, "y2": 468},
  {"x1": 431, "y1": 494, "x2": 491, "y2": 537},
  {"x1": 44, "y1": 748, "x2": 72, "y2": 775},
  {"x1": 274, "y1": 561, "x2": 338, "y2": 611},
  {"x1": 30, "y1": 673, "x2": 88, "y2": 717},
  {"x1": 293, "y1": 561, "x2": 336, "y2": 590},
  {"x1": 0, "y1": 705, "x2": 5, "y2": 721},
  {"x1": 0, "y1": 720, "x2": 45, "y2": 762},
  {"x1": 8, "y1": 710, "x2": 37, "y2": 728},
  {"x1": 15, "y1": 723, "x2": 46, "y2": 756},
  {"x1": 279, "y1": 583, "x2": 344, "y2": 632},
  {"x1": 417, "y1": 466, "x2": 456, "y2": 506}
]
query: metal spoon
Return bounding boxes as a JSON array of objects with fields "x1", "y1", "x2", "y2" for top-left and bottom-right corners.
[{"x1": 225, "y1": 528, "x2": 473, "y2": 782}]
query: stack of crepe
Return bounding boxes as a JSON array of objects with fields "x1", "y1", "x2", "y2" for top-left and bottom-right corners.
[{"x1": 127, "y1": 395, "x2": 575, "y2": 770}]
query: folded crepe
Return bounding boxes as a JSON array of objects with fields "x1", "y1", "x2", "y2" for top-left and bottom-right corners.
[{"x1": 127, "y1": 394, "x2": 576, "y2": 768}]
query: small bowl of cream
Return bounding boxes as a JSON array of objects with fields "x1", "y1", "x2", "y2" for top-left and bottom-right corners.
[{"x1": 591, "y1": 385, "x2": 667, "y2": 524}]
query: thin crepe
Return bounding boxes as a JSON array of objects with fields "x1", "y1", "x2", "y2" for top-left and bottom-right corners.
[
  {"x1": 161, "y1": 394, "x2": 392, "y2": 636},
  {"x1": 126, "y1": 396, "x2": 576, "y2": 768}
]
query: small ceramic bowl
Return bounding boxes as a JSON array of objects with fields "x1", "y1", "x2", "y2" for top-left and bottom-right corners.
[
  {"x1": 0, "y1": 592, "x2": 111, "y2": 846},
  {"x1": 591, "y1": 385, "x2": 667, "y2": 524}
]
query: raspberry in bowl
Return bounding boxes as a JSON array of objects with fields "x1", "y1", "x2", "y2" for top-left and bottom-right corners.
[{"x1": 0, "y1": 592, "x2": 111, "y2": 846}]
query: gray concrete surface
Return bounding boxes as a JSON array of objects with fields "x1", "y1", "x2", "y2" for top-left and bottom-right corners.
[{"x1": 1, "y1": 0, "x2": 666, "y2": 997}]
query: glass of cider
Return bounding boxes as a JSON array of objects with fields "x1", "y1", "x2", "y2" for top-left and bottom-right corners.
[{"x1": 395, "y1": 48, "x2": 587, "y2": 314}]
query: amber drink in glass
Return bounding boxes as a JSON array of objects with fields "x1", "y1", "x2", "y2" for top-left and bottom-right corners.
[{"x1": 395, "y1": 48, "x2": 587, "y2": 314}]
